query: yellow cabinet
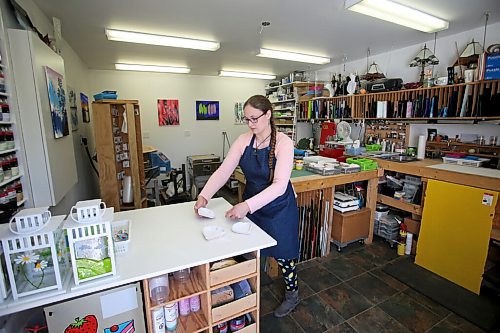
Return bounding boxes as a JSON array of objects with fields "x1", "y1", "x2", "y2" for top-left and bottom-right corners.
[{"x1": 416, "y1": 180, "x2": 498, "y2": 294}]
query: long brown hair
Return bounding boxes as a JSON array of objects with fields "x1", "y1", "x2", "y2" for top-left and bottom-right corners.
[{"x1": 244, "y1": 95, "x2": 276, "y2": 183}]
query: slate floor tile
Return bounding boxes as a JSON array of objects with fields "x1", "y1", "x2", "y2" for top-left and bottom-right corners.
[
  {"x1": 291, "y1": 294, "x2": 344, "y2": 333},
  {"x1": 348, "y1": 272, "x2": 398, "y2": 304},
  {"x1": 321, "y1": 256, "x2": 366, "y2": 281},
  {"x1": 369, "y1": 268, "x2": 408, "y2": 291},
  {"x1": 324, "y1": 322, "x2": 358, "y2": 333},
  {"x1": 348, "y1": 306, "x2": 411, "y2": 333},
  {"x1": 299, "y1": 265, "x2": 342, "y2": 293},
  {"x1": 318, "y1": 283, "x2": 372, "y2": 320},
  {"x1": 426, "y1": 314, "x2": 486, "y2": 333},
  {"x1": 403, "y1": 288, "x2": 451, "y2": 319},
  {"x1": 260, "y1": 312, "x2": 304, "y2": 333},
  {"x1": 260, "y1": 285, "x2": 280, "y2": 316},
  {"x1": 379, "y1": 292, "x2": 442, "y2": 333}
]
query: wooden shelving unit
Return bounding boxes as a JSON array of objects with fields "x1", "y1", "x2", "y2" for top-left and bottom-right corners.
[
  {"x1": 377, "y1": 193, "x2": 422, "y2": 215},
  {"x1": 425, "y1": 140, "x2": 500, "y2": 159},
  {"x1": 143, "y1": 251, "x2": 260, "y2": 333},
  {"x1": 298, "y1": 95, "x2": 354, "y2": 121},
  {"x1": 353, "y1": 80, "x2": 500, "y2": 120},
  {"x1": 92, "y1": 100, "x2": 146, "y2": 211},
  {"x1": 267, "y1": 82, "x2": 318, "y2": 142}
]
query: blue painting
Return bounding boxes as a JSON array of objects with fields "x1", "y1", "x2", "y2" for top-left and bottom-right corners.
[
  {"x1": 44, "y1": 66, "x2": 69, "y2": 138},
  {"x1": 196, "y1": 100, "x2": 219, "y2": 120}
]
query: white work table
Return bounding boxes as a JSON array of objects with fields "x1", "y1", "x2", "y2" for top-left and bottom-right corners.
[{"x1": 0, "y1": 198, "x2": 276, "y2": 316}]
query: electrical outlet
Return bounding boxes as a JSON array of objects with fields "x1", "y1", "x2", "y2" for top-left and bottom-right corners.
[
  {"x1": 184, "y1": 130, "x2": 191, "y2": 137},
  {"x1": 143, "y1": 131, "x2": 150, "y2": 139}
]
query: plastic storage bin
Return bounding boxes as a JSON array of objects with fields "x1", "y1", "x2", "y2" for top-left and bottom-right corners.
[{"x1": 111, "y1": 220, "x2": 131, "y2": 254}]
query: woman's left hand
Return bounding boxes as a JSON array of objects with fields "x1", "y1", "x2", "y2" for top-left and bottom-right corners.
[{"x1": 225, "y1": 202, "x2": 250, "y2": 219}]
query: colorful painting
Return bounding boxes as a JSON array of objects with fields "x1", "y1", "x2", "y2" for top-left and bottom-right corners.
[
  {"x1": 44, "y1": 66, "x2": 69, "y2": 138},
  {"x1": 104, "y1": 320, "x2": 135, "y2": 333},
  {"x1": 234, "y1": 102, "x2": 245, "y2": 124},
  {"x1": 64, "y1": 314, "x2": 98, "y2": 333},
  {"x1": 81, "y1": 93, "x2": 90, "y2": 123},
  {"x1": 158, "y1": 99, "x2": 179, "y2": 126},
  {"x1": 68, "y1": 87, "x2": 78, "y2": 131},
  {"x1": 196, "y1": 100, "x2": 219, "y2": 120}
]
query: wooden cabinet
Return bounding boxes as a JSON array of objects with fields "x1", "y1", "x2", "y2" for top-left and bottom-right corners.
[
  {"x1": 143, "y1": 251, "x2": 260, "y2": 332},
  {"x1": 331, "y1": 207, "x2": 371, "y2": 251},
  {"x1": 92, "y1": 100, "x2": 146, "y2": 211}
]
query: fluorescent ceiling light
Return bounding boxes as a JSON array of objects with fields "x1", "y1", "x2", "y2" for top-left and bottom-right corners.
[
  {"x1": 219, "y1": 70, "x2": 276, "y2": 80},
  {"x1": 345, "y1": 0, "x2": 449, "y2": 33},
  {"x1": 257, "y1": 48, "x2": 330, "y2": 65},
  {"x1": 105, "y1": 28, "x2": 220, "y2": 51},
  {"x1": 115, "y1": 63, "x2": 190, "y2": 74}
]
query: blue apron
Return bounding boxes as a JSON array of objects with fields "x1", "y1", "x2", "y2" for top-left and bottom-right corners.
[{"x1": 240, "y1": 135, "x2": 299, "y2": 259}]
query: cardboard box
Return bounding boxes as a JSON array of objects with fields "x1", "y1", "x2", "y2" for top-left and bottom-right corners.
[
  {"x1": 404, "y1": 217, "x2": 421, "y2": 235},
  {"x1": 331, "y1": 207, "x2": 371, "y2": 244}
]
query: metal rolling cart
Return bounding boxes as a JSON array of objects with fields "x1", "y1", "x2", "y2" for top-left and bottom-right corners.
[{"x1": 187, "y1": 154, "x2": 222, "y2": 199}]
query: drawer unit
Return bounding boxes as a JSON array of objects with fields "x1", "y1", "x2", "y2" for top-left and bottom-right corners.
[
  {"x1": 210, "y1": 255, "x2": 257, "y2": 287},
  {"x1": 212, "y1": 292, "x2": 257, "y2": 323}
]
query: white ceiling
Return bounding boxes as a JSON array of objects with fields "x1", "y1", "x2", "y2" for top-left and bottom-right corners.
[{"x1": 31, "y1": 0, "x2": 500, "y2": 77}]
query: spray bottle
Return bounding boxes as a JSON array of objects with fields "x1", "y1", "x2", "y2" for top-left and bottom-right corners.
[{"x1": 396, "y1": 217, "x2": 407, "y2": 256}]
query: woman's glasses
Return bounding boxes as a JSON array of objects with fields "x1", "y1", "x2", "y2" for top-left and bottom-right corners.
[{"x1": 243, "y1": 111, "x2": 267, "y2": 124}]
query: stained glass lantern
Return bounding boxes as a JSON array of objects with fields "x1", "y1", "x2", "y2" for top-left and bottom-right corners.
[
  {"x1": 64, "y1": 203, "x2": 116, "y2": 286},
  {"x1": 0, "y1": 212, "x2": 71, "y2": 300}
]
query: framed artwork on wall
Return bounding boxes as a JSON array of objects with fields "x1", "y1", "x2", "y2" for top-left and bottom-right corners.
[
  {"x1": 234, "y1": 102, "x2": 245, "y2": 124},
  {"x1": 44, "y1": 66, "x2": 69, "y2": 138},
  {"x1": 158, "y1": 99, "x2": 179, "y2": 125},
  {"x1": 68, "y1": 87, "x2": 78, "y2": 131},
  {"x1": 196, "y1": 100, "x2": 219, "y2": 120},
  {"x1": 80, "y1": 93, "x2": 90, "y2": 123}
]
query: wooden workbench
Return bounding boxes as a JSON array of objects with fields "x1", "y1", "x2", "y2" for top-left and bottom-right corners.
[{"x1": 234, "y1": 169, "x2": 379, "y2": 250}]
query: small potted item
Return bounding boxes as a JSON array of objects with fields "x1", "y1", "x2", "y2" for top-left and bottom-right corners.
[
  {"x1": 64, "y1": 201, "x2": 117, "y2": 286},
  {"x1": 0, "y1": 209, "x2": 71, "y2": 300}
]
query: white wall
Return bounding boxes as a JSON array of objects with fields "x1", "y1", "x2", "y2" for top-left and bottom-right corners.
[{"x1": 89, "y1": 70, "x2": 266, "y2": 169}]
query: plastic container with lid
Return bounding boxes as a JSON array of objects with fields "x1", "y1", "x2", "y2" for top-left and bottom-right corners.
[{"x1": 148, "y1": 274, "x2": 169, "y2": 306}]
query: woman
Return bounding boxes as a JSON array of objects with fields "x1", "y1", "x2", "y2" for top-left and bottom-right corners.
[{"x1": 194, "y1": 95, "x2": 300, "y2": 317}]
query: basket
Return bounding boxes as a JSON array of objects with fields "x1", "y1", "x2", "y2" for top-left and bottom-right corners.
[
  {"x1": 111, "y1": 220, "x2": 131, "y2": 254},
  {"x1": 346, "y1": 157, "x2": 378, "y2": 171}
]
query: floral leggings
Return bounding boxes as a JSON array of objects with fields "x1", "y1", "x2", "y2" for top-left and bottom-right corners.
[{"x1": 276, "y1": 258, "x2": 298, "y2": 291}]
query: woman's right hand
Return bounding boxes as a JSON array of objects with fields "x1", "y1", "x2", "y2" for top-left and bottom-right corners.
[{"x1": 194, "y1": 195, "x2": 208, "y2": 216}]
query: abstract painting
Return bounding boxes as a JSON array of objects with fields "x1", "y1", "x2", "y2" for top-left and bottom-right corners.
[
  {"x1": 68, "y1": 86, "x2": 78, "y2": 131},
  {"x1": 234, "y1": 102, "x2": 245, "y2": 124},
  {"x1": 158, "y1": 99, "x2": 179, "y2": 126},
  {"x1": 44, "y1": 66, "x2": 69, "y2": 138},
  {"x1": 81, "y1": 93, "x2": 90, "y2": 123},
  {"x1": 196, "y1": 100, "x2": 219, "y2": 120}
]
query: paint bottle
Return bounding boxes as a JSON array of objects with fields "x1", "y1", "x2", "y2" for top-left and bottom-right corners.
[
  {"x1": 397, "y1": 220, "x2": 407, "y2": 256},
  {"x1": 189, "y1": 295, "x2": 201, "y2": 312},
  {"x1": 178, "y1": 298, "x2": 191, "y2": 316},
  {"x1": 152, "y1": 308, "x2": 166, "y2": 333},
  {"x1": 405, "y1": 232, "x2": 413, "y2": 255},
  {"x1": 164, "y1": 302, "x2": 178, "y2": 331}
]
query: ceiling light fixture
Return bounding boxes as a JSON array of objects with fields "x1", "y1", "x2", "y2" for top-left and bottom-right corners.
[
  {"x1": 115, "y1": 63, "x2": 191, "y2": 74},
  {"x1": 105, "y1": 29, "x2": 220, "y2": 51},
  {"x1": 257, "y1": 48, "x2": 330, "y2": 65},
  {"x1": 345, "y1": 0, "x2": 449, "y2": 33},
  {"x1": 219, "y1": 70, "x2": 276, "y2": 80}
]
